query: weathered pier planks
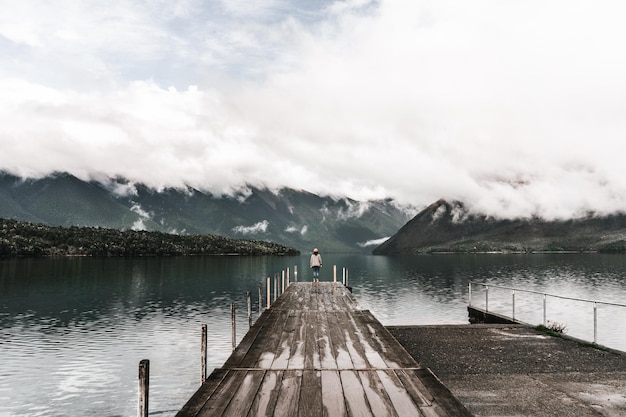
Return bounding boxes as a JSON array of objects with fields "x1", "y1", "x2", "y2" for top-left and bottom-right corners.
[{"x1": 176, "y1": 282, "x2": 471, "y2": 417}]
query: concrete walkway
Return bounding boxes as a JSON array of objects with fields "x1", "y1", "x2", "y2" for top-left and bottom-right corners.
[{"x1": 388, "y1": 324, "x2": 626, "y2": 417}]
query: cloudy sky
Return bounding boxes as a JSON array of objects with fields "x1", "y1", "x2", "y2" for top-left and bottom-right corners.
[{"x1": 2, "y1": 0, "x2": 626, "y2": 219}]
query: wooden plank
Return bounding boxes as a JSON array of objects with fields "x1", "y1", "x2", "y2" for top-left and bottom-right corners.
[
  {"x1": 413, "y1": 369, "x2": 473, "y2": 417},
  {"x1": 358, "y1": 370, "x2": 398, "y2": 417},
  {"x1": 256, "y1": 310, "x2": 290, "y2": 368},
  {"x1": 376, "y1": 370, "x2": 423, "y2": 416},
  {"x1": 273, "y1": 370, "x2": 303, "y2": 416},
  {"x1": 271, "y1": 310, "x2": 298, "y2": 369},
  {"x1": 356, "y1": 310, "x2": 419, "y2": 369},
  {"x1": 222, "y1": 370, "x2": 266, "y2": 417},
  {"x1": 298, "y1": 370, "x2": 323, "y2": 417},
  {"x1": 288, "y1": 310, "x2": 306, "y2": 369},
  {"x1": 318, "y1": 311, "x2": 338, "y2": 369},
  {"x1": 246, "y1": 370, "x2": 282, "y2": 417},
  {"x1": 303, "y1": 311, "x2": 321, "y2": 370},
  {"x1": 236, "y1": 309, "x2": 284, "y2": 368},
  {"x1": 337, "y1": 311, "x2": 369, "y2": 369},
  {"x1": 327, "y1": 311, "x2": 354, "y2": 369},
  {"x1": 394, "y1": 369, "x2": 433, "y2": 407},
  {"x1": 321, "y1": 370, "x2": 347, "y2": 417},
  {"x1": 348, "y1": 311, "x2": 395, "y2": 369},
  {"x1": 224, "y1": 309, "x2": 274, "y2": 368},
  {"x1": 196, "y1": 370, "x2": 248, "y2": 417},
  {"x1": 175, "y1": 368, "x2": 229, "y2": 417},
  {"x1": 340, "y1": 370, "x2": 374, "y2": 417}
]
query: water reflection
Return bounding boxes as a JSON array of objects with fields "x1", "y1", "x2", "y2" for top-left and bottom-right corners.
[{"x1": 1, "y1": 254, "x2": 626, "y2": 416}]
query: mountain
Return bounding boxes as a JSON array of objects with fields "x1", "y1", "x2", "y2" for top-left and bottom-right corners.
[
  {"x1": 373, "y1": 199, "x2": 626, "y2": 254},
  {"x1": 0, "y1": 172, "x2": 413, "y2": 253}
]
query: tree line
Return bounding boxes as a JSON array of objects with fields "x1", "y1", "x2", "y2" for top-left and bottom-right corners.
[{"x1": 0, "y1": 218, "x2": 300, "y2": 257}]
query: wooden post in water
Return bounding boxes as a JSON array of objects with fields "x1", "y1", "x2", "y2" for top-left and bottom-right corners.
[
  {"x1": 294, "y1": 265, "x2": 298, "y2": 282},
  {"x1": 247, "y1": 291, "x2": 252, "y2": 328},
  {"x1": 201, "y1": 324, "x2": 207, "y2": 383},
  {"x1": 266, "y1": 277, "x2": 270, "y2": 309},
  {"x1": 282, "y1": 270, "x2": 285, "y2": 293},
  {"x1": 274, "y1": 274, "x2": 278, "y2": 301},
  {"x1": 231, "y1": 303, "x2": 236, "y2": 351},
  {"x1": 333, "y1": 264, "x2": 337, "y2": 282},
  {"x1": 138, "y1": 359, "x2": 149, "y2": 417},
  {"x1": 287, "y1": 267, "x2": 290, "y2": 286},
  {"x1": 258, "y1": 283, "x2": 262, "y2": 315},
  {"x1": 346, "y1": 268, "x2": 349, "y2": 287}
]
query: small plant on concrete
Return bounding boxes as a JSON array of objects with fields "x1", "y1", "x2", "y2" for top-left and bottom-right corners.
[{"x1": 545, "y1": 320, "x2": 567, "y2": 333}]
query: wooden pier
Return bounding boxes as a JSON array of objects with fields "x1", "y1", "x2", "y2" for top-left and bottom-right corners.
[{"x1": 176, "y1": 282, "x2": 471, "y2": 417}]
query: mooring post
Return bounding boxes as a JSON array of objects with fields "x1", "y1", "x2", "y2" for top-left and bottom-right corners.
[
  {"x1": 201, "y1": 324, "x2": 207, "y2": 383},
  {"x1": 274, "y1": 274, "x2": 278, "y2": 301},
  {"x1": 342, "y1": 267, "x2": 345, "y2": 286},
  {"x1": 543, "y1": 294, "x2": 547, "y2": 326},
  {"x1": 247, "y1": 291, "x2": 252, "y2": 328},
  {"x1": 282, "y1": 270, "x2": 285, "y2": 293},
  {"x1": 231, "y1": 303, "x2": 236, "y2": 351},
  {"x1": 138, "y1": 359, "x2": 149, "y2": 417},
  {"x1": 266, "y1": 276, "x2": 270, "y2": 309},
  {"x1": 468, "y1": 282, "x2": 472, "y2": 306},
  {"x1": 294, "y1": 265, "x2": 298, "y2": 282},
  {"x1": 346, "y1": 268, "x2": 349, "y2": 287},
  {"x1": 333, "y1": 265, "x2": 337, "y2": 282},
  {"x1": 258, "y1": 283, "x2": 262, "y2": 315},
  {"x1": 287, "y1": 267, "x2": 290, "y2": 286}
]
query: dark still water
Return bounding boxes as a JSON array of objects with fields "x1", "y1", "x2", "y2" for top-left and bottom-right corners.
[{"x1": 1, "y1": 254, "x2": 626, "y2": 416}]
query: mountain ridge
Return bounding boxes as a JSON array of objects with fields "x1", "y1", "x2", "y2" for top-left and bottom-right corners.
[
  {"x1": 373, "y1": 199, "x2": 626, "y2": 254},
  {"x1": 0, "y1": 171, "x2": 414, "y2": 253}
]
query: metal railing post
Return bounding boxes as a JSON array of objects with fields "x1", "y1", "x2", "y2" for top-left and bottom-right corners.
[
  {"x1": 485, "y1": 285, "x2": 489, "y2": 312},
  {"x1": 512, "y1": 290, "x2": 516, "y2": 320},
  {"x1": 593, "y1": 302, "x2": 598, "y2": 344}
]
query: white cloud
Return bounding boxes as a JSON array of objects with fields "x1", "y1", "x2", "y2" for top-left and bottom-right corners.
[
  {"x1": 2, "y1": 1, "x2": 626, "y2": 219},
  {"x1": 232, "y1": 220, "x2": 269, "y2": 235},
  {"x1": 357, "y1": 237, "x2": 389, "y2": 248},
  {"x1": 337, "y1": 201, "x2": 370, "y2": 221},
  {"x1": 286, "y1": 225, "x2": 308, "y2": 235}
]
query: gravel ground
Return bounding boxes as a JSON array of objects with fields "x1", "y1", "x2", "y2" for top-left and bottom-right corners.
[{"x1": 388, "y1": 324, "x2": 626, "y2": 417}]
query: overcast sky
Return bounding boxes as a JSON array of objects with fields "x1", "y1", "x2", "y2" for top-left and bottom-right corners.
[{"x1": 2, "y1": 0, "x2": 626, "y2": 219}]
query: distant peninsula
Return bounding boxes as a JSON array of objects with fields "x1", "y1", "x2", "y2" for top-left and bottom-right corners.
[{"x1": 0, "y1": 219, "x2": 300, "y2": 257}]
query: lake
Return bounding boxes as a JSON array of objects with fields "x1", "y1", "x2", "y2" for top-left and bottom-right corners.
[{"x1": 1, "y1": 254, "x2": 626, "y2": 416}]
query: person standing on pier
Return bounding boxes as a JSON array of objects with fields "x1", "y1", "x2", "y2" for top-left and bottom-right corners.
[{"x1": 310, "y1": 248, "x2": 322, "y2": 287}]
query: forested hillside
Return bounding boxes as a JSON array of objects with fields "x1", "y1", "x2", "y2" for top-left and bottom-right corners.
[{"x1": 0, "y1": 219, "x2": 299, "y2": 257}]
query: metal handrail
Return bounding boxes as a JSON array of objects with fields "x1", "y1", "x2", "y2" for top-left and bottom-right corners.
[{"x1": 468, "y1": 281, "x2": 626, "y2": 345}]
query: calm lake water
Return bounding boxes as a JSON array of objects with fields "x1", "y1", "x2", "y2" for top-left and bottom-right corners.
[{"x1": 1, "y1": 254, "x2": 626, "y2": 416}]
